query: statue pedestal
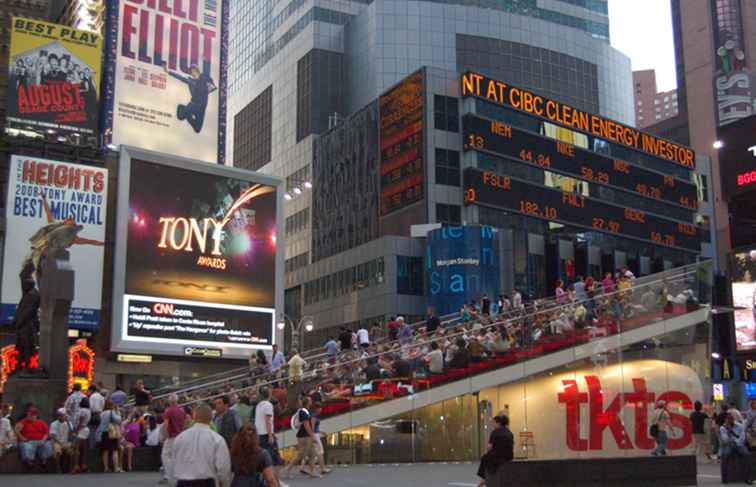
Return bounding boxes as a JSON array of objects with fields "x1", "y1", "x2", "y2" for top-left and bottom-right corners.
[{"x1": 4, "y1": 376, "x2": 68, "y2": 422}]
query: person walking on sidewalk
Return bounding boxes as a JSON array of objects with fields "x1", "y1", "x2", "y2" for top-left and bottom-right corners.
[
  {"x1": 171, "y1": 404, "x2": 232, "y2": 487},
  {"x1": 651, "y1": 400, "x2": 671, "y2": 456}
]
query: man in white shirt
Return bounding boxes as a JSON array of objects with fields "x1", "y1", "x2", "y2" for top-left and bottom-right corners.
[
  {"x1": 64, "y1": 384, "x2": 85, "y2": 422},
  {"x1": 171, "y1": 404, "x2": 231, "y2": 487},
  {"x1": 288, "y1": 350, "x2": 307, "y2": 381},
  {"x1": 49, "y1": 409, "x2": 73, "y2": 473},
  {"x1": 255, "y1": 387, "x2": 288, "y2": 487},
  {"x1": 357, "y1": 326, "x2": 370, "y2": 350},
  {"x1": 88, "y1": 385, "x2": 105, "y2": 415},
  {"x1": 423, "y1": 342, "x2": 444, "y2": 374}
]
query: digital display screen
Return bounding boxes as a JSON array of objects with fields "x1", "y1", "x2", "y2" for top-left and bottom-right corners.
[
  {"x1": 461, "y1": 71, "x2": 695, "y2": 169},
  {"x1": 717, "y1": 115, "x2": 756, "y2": 200},
  {"x1": 463, "y1": 167, "x2": 700, "y2": 252},
  {"x1": 462, "y1": 114, "x2": 699, "y2": 210},
  {"x1": 112, "y1": 156, "x2": 279, "y2": 358},
  {"x1": 379, "y1": 70, "x2": 424, "y2": 216},
  {"x1": 732, "y1": 248, "x2": 756, "y2": 352}
]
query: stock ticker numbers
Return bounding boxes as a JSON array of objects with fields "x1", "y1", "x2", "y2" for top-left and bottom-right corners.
[
  {"x1": 462, "y1": 115, "x2": 699, "y2": 211},
  {"x1": 463, "y1": 167, "x2": 700, "y2": 252},
  {"x1": 379, "y1": 71, "x2": 425, "y2": 217}
]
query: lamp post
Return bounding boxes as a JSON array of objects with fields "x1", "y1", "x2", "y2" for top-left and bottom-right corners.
[{"x1": 276, "y1": 314, "x2": 314, "y2": 353}]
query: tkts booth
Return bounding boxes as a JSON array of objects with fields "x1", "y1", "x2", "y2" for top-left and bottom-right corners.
[{"x1": 0, "y1": 339, "x2": 95, "y2": 393}]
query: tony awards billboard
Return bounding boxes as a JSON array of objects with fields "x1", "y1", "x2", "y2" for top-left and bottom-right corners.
[{"x1": 112, "y1": 148, "x2": 281, "y2": 358}]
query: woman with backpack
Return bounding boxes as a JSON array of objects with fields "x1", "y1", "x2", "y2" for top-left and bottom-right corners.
[{"x1": 230, "y1": 424, "x2": 278, "y2": 487}]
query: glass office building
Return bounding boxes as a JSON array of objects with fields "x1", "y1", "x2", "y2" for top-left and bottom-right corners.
[{"x1": 228, "y1": 0, "x2": 642, "y2": 339}]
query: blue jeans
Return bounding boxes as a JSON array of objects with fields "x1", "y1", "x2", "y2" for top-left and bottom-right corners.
[
  {"x1": 720, "y1": 444, "x2": 752, "y2": 483},
  {"x1": 653, "y1": 431, "x2": 668, "y2": 456},
  {"x1": 19, "y1": 440, "x2": 53, "y2": 464}
]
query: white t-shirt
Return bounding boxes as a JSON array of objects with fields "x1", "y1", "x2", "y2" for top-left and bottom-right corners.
[
  {"x1": 254, "y1": 400, "x2": 274, "y2": 437},
  {"x1": 357, "y1": 328, "x2": 370, "y2": 345}
]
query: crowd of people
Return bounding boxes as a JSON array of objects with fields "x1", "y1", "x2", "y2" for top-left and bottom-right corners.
[{"x1": 0, "y1": 266, "x2": 702, "y2": 486}]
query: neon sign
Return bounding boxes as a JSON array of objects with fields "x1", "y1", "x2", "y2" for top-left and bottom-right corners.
[{"x1": 0, "y1": 340, "x2": 94, "y2": 392}]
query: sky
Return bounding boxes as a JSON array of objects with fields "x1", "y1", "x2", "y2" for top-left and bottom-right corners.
[{"x1": 609, "y1": 0, "x2": 678, "y2": 92}]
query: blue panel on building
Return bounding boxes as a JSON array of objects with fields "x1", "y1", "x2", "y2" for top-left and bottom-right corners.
[{"x1": 426, "y1": 226, "x2": 500, "y2": 316}]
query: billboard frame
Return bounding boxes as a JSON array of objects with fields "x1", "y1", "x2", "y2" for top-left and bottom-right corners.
[{"x1": 111, "y1": 146, "x2": 283, "y2": 359}]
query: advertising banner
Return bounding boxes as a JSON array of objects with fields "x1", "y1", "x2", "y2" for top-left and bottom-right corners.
[
  {"x1": 112, "y1": 153, "x2": 279, "y2": 358},
  {"x1": 1, "y1": 156, "x2": 108, "y2": 330},
  {"x1": 7, "y1": 17, "x2": 102, "y2": 138},
  {"x1": 732, "y1": 248, "x2": 756, "y2": 352},
  {"x1": 104, "y1": 0, "x2": 228, "y2": 163},
  {"x1": 426, "y1": 225, "x2": 500, "y2": 316}
]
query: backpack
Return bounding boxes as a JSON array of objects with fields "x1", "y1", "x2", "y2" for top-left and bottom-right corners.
[{"x1": 290, "y1": 408, "x2": 309, "y2": 432}]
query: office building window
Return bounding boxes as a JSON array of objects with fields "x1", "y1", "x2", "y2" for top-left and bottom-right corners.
[
  {"x1": 233, "y1": 86, "x2": 272, "y2": 171},
  {"x1": 437, "y1": 204, "x2": 461, "y2": 225},
  {"x1": 435, "y1": 149, "x2": 460, "y2": 186},
  {"x1": 434, "y1": 95, "x2": 459, "y2": 133},
  {"x1": 397, "y1": 256, "x2": 423, "y2": 295}
]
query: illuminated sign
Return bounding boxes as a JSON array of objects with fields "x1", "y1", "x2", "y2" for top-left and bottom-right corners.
[
  {"x1": 463, "y1": 167, "x2": 700, "y2": 252},
  {"x1": 111, "y1": 150, "x2": 281, "y2": 359},
  {"x1": 461, "y1": 72, "x2": 695, "y2": 169},
  {"x1": 718, "y1": 114, "x2": 756, "y2": 200},
  {"x1": 184, "y1": 346, "x2": 222, "y2": 358},
  {"x1": 731, "y1": 248, "x2": 756, "y2": 352},
  {"x1": 116, "y1": 354, "x2": 152, "y2": 363},
  {"x1": 68, "y1": 339, "x2": 94, "y2": 392},
  {"x1": 380, "y1": 70, "x2": 424, "y2": 216},
  {"x1": 713, "y1": 383, "x2": 725, "y2": 401},
  {"x1": 463, "y1": 114, "x2": 699, "y2": 210}
]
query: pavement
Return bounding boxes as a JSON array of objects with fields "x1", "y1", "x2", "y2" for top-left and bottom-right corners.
[{"x1": 0, "y1": 461, "x2": 748, "y2": 486}]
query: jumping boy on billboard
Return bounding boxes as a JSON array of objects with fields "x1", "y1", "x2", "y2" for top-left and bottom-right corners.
[{"x1": 163, "y1": 63, "x2": 217, "y2": 134}]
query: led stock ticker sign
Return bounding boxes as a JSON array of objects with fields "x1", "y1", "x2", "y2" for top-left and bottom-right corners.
[
  {"x1": 463, "y1": 168, "x2": 700, "y2": 252},
  {"x1": 463, "y1": 115, "x2": 699, "y2": 210},
  {"x1": 461, "y1": 72, "x2": 696, "y2": 169}
]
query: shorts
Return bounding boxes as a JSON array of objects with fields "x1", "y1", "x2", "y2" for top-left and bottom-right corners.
[
  {"x1": 259, "y1": 435, "x2": 283, "y2": 466},
  {"x1": 100, "y1": 432, "x2": 119, "y2": 453},
  {"x1": 313, "y1": 435, "x2": 324, "y2": 456}
]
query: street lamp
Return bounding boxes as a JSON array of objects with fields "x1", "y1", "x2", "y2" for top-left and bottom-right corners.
[
  {"x1": 277, "y1": 314, "x2": 315, "y2": 353},
  {"x1": 713, "y1": 140, "x2": 724, "y2": 150}
]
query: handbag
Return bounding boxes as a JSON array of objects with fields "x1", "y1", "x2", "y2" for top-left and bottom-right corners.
[
  {"x1": 649, "y1": 424, "x2": 659, "y2": 438},
  {"x1": 105, "y1": 412, "x2": 121, "y2": 440}
]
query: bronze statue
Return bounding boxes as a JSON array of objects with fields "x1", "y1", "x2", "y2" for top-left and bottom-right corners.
[{"x1": 13, "y1": 278, "x2": 40, "y2": 371}]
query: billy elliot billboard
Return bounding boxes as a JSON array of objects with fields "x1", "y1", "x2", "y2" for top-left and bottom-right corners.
[
  {"x1": 7, "y1": 17, "x2": 102, "y2": 138},
  {"x1": 111, "y1": 148, "x2": 282, "y2": 359},
  {"x1": 1, "y1": 156, "x2": 108, "y2": 330},
  {"x1": 103, "y1": 0, "x2": 228, "y2": 163}
]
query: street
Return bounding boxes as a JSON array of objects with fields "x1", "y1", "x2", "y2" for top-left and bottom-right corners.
[{"x1": 0, "y1": 462, "x2": 744, "y2": 487}]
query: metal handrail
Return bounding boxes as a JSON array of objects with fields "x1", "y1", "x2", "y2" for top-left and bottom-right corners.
[{"x1": 177, "y1": 262, "x2": 708, "y2": 408}]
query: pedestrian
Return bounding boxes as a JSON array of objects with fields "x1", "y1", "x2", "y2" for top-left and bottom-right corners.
[
  {"x1": 15, "y1": 406, "x2": 53, "y2": 472},
  {"x1": 690, "y1": 400, "x2": 711, "y2": 463},
  {"x1": 370, "y1": 322, "x2": 384, "y2": 342},
  {"x1": 110, "y1": 384, "x2": 128, "y2": 408},
  {"x1": 255, "y1": 350, "x2": 269, "y2": 374},
  {"x1": 719, "y1": 413, "x2": 753, "y2": 485},
  {"x1": 387, "y1": 316, "x2": 399, "y2": 341},
  {"x1": 338, "y1": 327, "x2": 353, "y2": 352},
  {"x1": 97, "y1": 399, "x2": 123, "y2": 473},
  {"x1": 398, "y1": 317, "x2": 412, "y2": 346},
  {"x1": 304, "y1": 402, "x2": 330, "y2": 475},
  {"x1": 232, "y1": 395, "x2": 253, "y2": 426},
  {"x1": 426, "y1": 308, "x2": 441, "y2": 334},
  {"x1": 0, "y1": 403, "x2": 15, "y2": 458},
  {"x1": 230, "y1": 424, "x2": 279, "y2": 487},
  {"x1": 555, "y1": 280, "x2": 567, "y2": 305},
  {"x1": 49, "y1": 408, "x2": 74, "y2": 473},
  {"x1": 161, "y1": 393, "x2": 187, "y2": 483},
  {"x1": 131, "y1": 379, "x2": 152, "y2": 414},
  {"x1": 270, "y1": 344, "x2": 286, "y2": 374},
  {"x1": 64, "y1": 383, "x2": 86, "y2": 421},
  {"x1": 171, "y1": 404, "x2": 232, "y2": 487},
  {"x1": 481, "y1": 294, "x2": 491, "y2": 316},
  {"x1": 287, "y1": 350, "x2": 307, "y2": 381},
  {"x1": 72, "y1": 397, "x2": 91, "y2": 473},
  {"x1": 476, "y1": 414, "x2": 513, "y2": 487},
  {"x1": 254, "y1": 387, "x2": 288, "y2": 487},
  {"x1": 281, "y1": 397, "x2": 318, "y2": 479},
  {"x1": 88, "y1": 384, "x2": 105, "y2": 420},
  {"x1": 357, "y1": 325, "x2": 370, "y2": 350},
  {"x1": 729, "y1": 401, "x2": 744, "y2": 422},
  {"x1": 214, "y1": 396, "x2": 241, "y2": 447},
  {"x1": 651, "y1": 400, "x2": 670, "y2": 456},
  {"x1": 324, "y1": 336, "x2": 339, "y2": 359}
]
